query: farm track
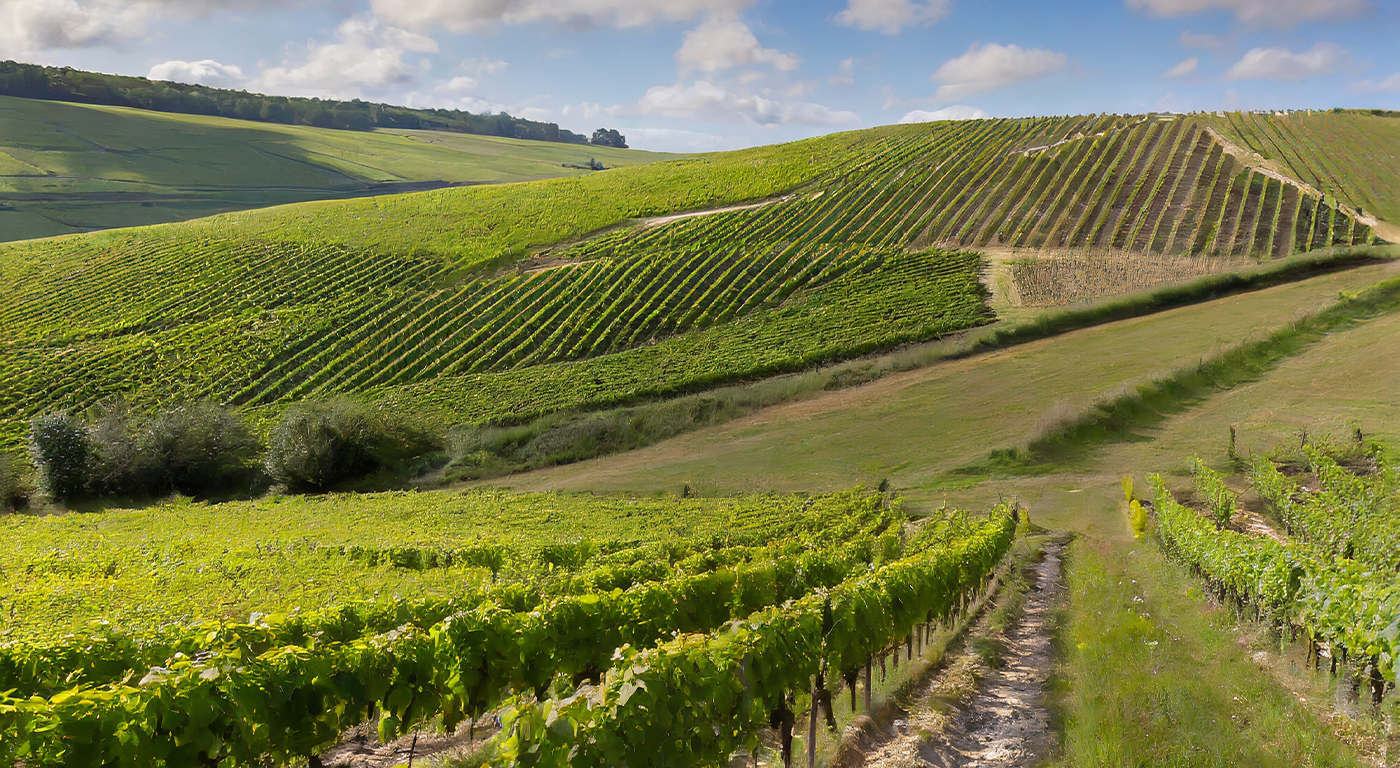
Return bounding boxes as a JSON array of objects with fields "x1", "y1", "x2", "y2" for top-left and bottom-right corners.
[
  {"x1": 859, "y1": 542, "x2": 1064, "y2": 768},
  {"x1": 638, "y1": 194, "x2": 793, "y2": 227}
]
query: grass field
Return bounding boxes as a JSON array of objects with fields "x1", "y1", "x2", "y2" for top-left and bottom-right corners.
[{"x1": 0, "y1": 95, "x2": 672, "y2": 241}]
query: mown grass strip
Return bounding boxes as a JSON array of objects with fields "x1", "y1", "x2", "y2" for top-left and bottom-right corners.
[
  {"x1": 1056, "y1": 537, "x2": 1368, "y2": 768},
  {"x1": 955, "y1": 261, "x2": 1400, "y2": 476}
]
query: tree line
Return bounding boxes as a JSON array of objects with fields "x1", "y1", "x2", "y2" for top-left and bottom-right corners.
[{"x1": 0, "y1": 60, "x2": 626, "y2": 147}]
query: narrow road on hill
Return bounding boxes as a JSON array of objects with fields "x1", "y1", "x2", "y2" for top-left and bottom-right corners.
[
  {"x1": 639, "y1": 194, "x2": 792, "y2": 227},
  {"x1": 863, "y1": 542, "x2": 1064, "y2": 768}
]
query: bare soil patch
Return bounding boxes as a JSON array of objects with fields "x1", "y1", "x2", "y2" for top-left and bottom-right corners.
[{"x1": 318, "y1": 719, "x2": 496, "y2": 768}]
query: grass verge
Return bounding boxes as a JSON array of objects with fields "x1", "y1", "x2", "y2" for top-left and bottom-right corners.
[
  {"x1": 954, "y1": 270, "x2": 1400, "y2": 477},
  {"x1": 1055, "y1": 536, "x2": 1368, "y2": 767}
]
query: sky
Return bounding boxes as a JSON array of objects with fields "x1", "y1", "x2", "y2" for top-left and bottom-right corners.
[{"x1": 2, "y1": 0, "x2": 1398, "y2": 152}]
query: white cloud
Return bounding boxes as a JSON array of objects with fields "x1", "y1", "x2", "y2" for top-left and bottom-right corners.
[
  {"x1": 624, "y1": 127, "x2": 750, "y2": 152},
  {"x1": 253, "y1": 16, "x2": 439, "y2": 99},
  {"x1": 405, "y1": 94, "x2": 500, "y2": 114},
  {"x1": 835, "y1": 0, "x2": 950, "y2": 34},
  {"x1": 370, "y1": 0, "x2": 748, "y2": 33},
  {"x1": 437, "y1": 75, "x2": 480, "y2": 95},
  {"x1": 676, "y1": 17, "x2": 798, "y2": 76},
  {"x1": 899, "y1": 105, "x2": 988, "y2": 122},
  {"x1": 562, "y1": 102, "x2": 622, "y2": 120},
  {"x1": 401, "y1": 74, "x2": 511, "y2": 114},
  {"x1": 637, "y1": 80, "x2": 859, "y2": 127},
  {"x1": 1127, "y1": 0, "x2": 1368, "y2": 27},
  {"x1": 786, "y1": 80, "x2": 815, "y2": 97},
  {"x1": 0, "y1": 0, "x2": 147, "y2": 54},
  {"x1": 830, "y1": 57, "x2": 856, "y2": 86},
  {"x1": 1351, "y1": 72, "x2": 1400, "y2": 94},
  {"x1": 1163, "y1": 57, "x2": 1197, "y2": 78},
  {"x1": 931, "y1": 42, "x2": 1067, "y2": 101},
  {"x1": 149, "y1": 59, "x2": 245, "y2": 87},
  {"x1": 0, "y1": 0, "x2": 308, "y2": 56},
  {"x1": 1225, "y1": 43, "x2": 1349, "y2": 81},
  {"x1": 461, "y1": 55, "x2": 508, "y2": 76},
  {"x1": 1178, "y1": 30, "x2": 1226, "y2": 49}
]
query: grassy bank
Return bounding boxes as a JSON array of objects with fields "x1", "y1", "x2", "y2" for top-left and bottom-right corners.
[
  {"x1": 1056, "y1": 536, "x2": 1368, "y2": 767},
  {"x1": 959, "y1": 271, "x2": 1400, "y2": 476}
]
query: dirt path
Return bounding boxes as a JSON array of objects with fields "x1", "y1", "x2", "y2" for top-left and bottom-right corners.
[
  {"x1": 864, "y1": 542, "x2": 1064, "y2": 768},
  {"x1": 639, "y1": 194, "x2": 793, "y2": 227}
]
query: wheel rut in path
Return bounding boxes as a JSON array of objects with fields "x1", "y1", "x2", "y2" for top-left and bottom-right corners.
[{"x1": 864, "y1": 541, "x2": 1065, "y2": 768}]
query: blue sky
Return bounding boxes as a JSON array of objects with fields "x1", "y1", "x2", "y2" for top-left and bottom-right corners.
[{"x1": 3, "y1": 0, "x2": 1397, "y2": 151}]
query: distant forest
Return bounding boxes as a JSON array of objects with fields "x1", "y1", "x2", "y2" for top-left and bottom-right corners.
[{"x1": 0, "y1": 61, "x2": 626, "y2": 147}]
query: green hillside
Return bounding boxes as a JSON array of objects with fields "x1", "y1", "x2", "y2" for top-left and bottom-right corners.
[
  {"x1": 0, "y1": 113, "x2": 1385, "y2": 446},
  {"x1": 2, "y1": 109, "x2": 1399, "y2": 768},
  {"x1": 0, "y1": 95, "x2": 671, "y2": 241}
]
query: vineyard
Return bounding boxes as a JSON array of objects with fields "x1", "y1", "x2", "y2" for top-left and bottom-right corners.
[
  {"x1": 1147, "y1": 445, "x2": 1399, "y2": 710},
  {"x1": 1203, "y1": 110, "x2": 1400, "y2": 229},
  {"x1": 0, "y1": 486, "x2": 1022, "y2": 767},
  {"x1": 0, "y1": 113, "x2": 1381, "y2": 445}
]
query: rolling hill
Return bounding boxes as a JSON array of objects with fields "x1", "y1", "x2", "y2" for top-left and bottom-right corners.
[
  {"x1": 0, "y1": 95, "x2": 672, "y2": 241},
  {"x1": 0, "y1": 112, "x2": 1388, "y2": 447},
  {"x1": 2, "y1": 108, "x2": 1399, "y2": 768}
]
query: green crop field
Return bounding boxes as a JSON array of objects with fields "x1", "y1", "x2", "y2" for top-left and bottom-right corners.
[
  {"x1": 0, "y1": 485, "x2": 1021, "y2": 767},
  {"x1": 0, "y1": 95, "x2": 672, "y2": 242},
  {"x1": 1, "y1": 107, "x2": 1399, "y2": 767},
  {"x1": 0, "y1": 488, "x2": 898, "y2": 644}
]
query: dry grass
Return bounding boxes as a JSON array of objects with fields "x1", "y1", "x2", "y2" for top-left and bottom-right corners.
[{"x1": 1009, "y1": 252, "x2": 1252, "y2": 307}]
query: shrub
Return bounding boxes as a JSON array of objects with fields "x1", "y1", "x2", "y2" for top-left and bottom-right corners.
[
  {"x1": 138, "y1": 401, "x2": 259, "y2": 494},
  {"x1": 85, "y1": 400, "x2": 148, "y2": 496},
  {"x1": 0, "y1": 451, "x2": 29, "y2": 510},
  {"x1": 265, "y1": 399, "x2": 440, "y2": 491},
  {"x1": 1129, "y1": 499, "x2": 1148, "y2": 539},
  {"x1": 87, "y1": 400, "x2": 258, "y2": 497},
  {"x1": 30, "y1": 400, "x2": 259, "y2": 502},
  {"x1": 27, "y1": 412, "x2": 90, "y2": 502}
]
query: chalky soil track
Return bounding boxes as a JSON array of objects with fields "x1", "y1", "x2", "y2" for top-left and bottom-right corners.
[{"x1": 867, "y1": 542, "x2": 1064, "y2": 768}]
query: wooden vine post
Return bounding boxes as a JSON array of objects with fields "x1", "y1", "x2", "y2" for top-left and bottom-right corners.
[
  {"x1": 863, "y1": 658, "x2": 873, "y2": 714},
  {"x1": 771, "y1": 703, "x2": 795, "y2": 768},
  {"x1": 807, "y1": 676, "x2": 820, "y2": 768}
]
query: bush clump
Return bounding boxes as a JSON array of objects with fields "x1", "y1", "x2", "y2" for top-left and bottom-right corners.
[
  {"x1": 0, "y1": 451, "x2": 30, "y2": 510},
  {"x1": 27, "y1": 411, "x2": 90, "y2": 502},
  {"x1": 265, "y1": 399, "x2": 440, "y2": 492},
  {"x1": 86, "y1": 400, "x2": 259, "y2": 497},
  {"x1": 28, "y1": 401, "x2": 258, "y2": 502}
]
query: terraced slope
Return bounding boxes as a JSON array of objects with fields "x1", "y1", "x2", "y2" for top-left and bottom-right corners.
[{"x1": 0, "y1": 114, "x2": 1378, "y2": 443}]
